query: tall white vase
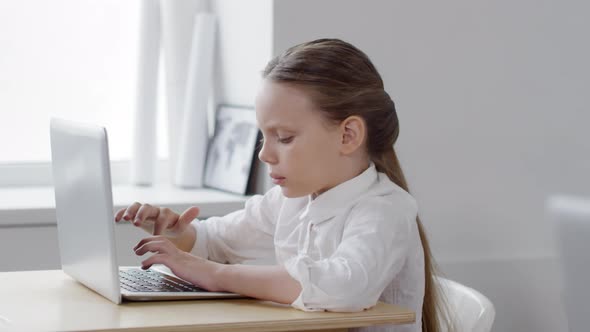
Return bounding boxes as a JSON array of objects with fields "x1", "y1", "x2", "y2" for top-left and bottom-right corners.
[
  {"x1": 160, "y1": 0, "x2": 209, "y2": 181},
  {"x1": 174, "y1": 13, "x2": 216, "y2": 188},
  {"x1": 130, "y1": 0, "x2": 160, "y2": 186}
]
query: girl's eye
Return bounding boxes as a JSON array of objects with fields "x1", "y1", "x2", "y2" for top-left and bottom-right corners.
[{"x1": 278, "y1": 136, "x2": 294, "y2": 144}]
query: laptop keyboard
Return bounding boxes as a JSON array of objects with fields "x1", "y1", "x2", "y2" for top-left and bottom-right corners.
[{"x1": 119, "y1": 268, "x2": 206, "y2": 293}]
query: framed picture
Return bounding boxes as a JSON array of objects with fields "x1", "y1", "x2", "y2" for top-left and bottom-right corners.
[{"x1": 203, "y1": 105, "x2": 259, "y2": 195}]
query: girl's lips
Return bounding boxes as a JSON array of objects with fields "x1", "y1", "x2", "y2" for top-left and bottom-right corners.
[
  {"x1": 271, "y1": 178, "x2": 285, "y2": 185},
  {"x1": 270, "y1": 174, "x2": 286, "y2": 185}
]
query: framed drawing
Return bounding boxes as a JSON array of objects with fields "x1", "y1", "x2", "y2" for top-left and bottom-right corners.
[{"x1": 203, "y1": 105, "x2": 259, "y2": 195}]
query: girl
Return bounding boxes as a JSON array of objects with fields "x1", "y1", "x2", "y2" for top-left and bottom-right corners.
[{"x1": 116, "y1": 39, "x2": 446, "y2": 332}]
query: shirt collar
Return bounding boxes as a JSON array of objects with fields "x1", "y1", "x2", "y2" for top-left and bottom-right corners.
[{"x1": 299, "y1": 162, "x2": 378, "y2": 223}]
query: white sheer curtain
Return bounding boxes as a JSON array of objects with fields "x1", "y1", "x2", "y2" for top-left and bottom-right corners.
[
  {"x1": 0, "y1": 0, "x2": 214, "y2": 188},
  {"x1": 0, "y1": 0, "x2": 141, "y2": 163},
  {"x1": 134, "y1": 0, "x2": 213, "y2": 187}
]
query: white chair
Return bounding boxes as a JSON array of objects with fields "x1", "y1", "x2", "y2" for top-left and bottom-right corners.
[
  {"x1": 547, "y1": 195, "x2": 590, "y2": 332},
  {"x1": 435, "y1": 277, "x2": 495, "y2": 332}
]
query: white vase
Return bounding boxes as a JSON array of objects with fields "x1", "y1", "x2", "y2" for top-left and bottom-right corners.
[
  {"x1": 160, "y1": 0, "x2": 210, "y2": 181},
  {"x1": 130, "y1": 0, "x2": 160, "y2": 186},
  {"x1": 174, "y1": 13, "x2": 216, "y2": 188}
]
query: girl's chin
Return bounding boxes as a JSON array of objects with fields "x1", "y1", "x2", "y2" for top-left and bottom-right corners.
[{"x1": 279, "y1": 186, "x2": 309, "y2": 199}]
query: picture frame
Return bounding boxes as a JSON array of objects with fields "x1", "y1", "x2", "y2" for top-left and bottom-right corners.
[{"x1": 203, "y1": 105, "x2": 259, "y2": 195}]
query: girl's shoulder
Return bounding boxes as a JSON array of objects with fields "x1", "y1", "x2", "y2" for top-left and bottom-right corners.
[
  {"x1": 350, "y1": 173, "x2": 419, "y2": 221},
  {"x1": 376, "y1": 172, "x2": 417, "y2": 205}
]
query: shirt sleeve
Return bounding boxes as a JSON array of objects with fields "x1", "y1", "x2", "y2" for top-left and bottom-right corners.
[
  {"x1": 284, "y1": 198, "x2": 418, "y2": 312},
  {"x1": 190, "y1": 186, "x2": 283, "y2": 264}
]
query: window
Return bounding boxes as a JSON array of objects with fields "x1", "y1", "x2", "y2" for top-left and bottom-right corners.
[{"x1": 0, "y1": 0, "x2": 168, "y2": 186}]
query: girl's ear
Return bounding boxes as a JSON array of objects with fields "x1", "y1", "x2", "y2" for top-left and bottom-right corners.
[{"x1": 339, "y1": 116, "x2": 366, "y2": 155}]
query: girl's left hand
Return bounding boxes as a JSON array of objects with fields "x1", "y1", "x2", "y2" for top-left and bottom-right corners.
[{"x1": 133, "y1": 236, "x2": 224, "y2": 292}]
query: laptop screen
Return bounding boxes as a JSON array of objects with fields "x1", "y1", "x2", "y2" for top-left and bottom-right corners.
[{"x1": 50, "y1": 118, "x2": 121, "y2": 304}]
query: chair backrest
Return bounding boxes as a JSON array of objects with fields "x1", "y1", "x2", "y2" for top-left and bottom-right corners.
[
  {"x1": 547, "y1": 195, "x2": 590, "y2": 332},
  {"x1": 435, "y1": 276, "x2": 495, "y2": 332}
]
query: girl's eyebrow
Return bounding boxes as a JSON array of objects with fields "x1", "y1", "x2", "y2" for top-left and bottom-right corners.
[{"x1": 261, "y1": 124, "x2": 296, "y2": 133}]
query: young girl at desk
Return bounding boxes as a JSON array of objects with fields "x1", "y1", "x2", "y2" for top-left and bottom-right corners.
[{"x1": 116, "y1": 39, "x2": 446, "y2": 332}]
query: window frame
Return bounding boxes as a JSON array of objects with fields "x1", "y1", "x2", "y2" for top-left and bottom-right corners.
[{"x1": 0, "y1": 160, "x2": 172, "y2": 188}]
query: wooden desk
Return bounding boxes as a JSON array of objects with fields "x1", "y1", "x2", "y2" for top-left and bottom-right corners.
[{"x1": 0, "y1": 270, "x2": 415, "y2": 332}]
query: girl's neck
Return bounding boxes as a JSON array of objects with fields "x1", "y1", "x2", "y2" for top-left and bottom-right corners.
[{"x1": 311, "y1": 158, "x2": 371, "y2": 200}]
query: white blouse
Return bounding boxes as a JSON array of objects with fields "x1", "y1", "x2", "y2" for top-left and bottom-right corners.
[{"x1": 191, "y1": 164, "x2": 424, "y2": 332}]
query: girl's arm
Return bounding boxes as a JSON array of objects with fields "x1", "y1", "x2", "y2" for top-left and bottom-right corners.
[
  {"x1": 190, "y1": 187, "x2": 283, "y2": 264},
  {"x1": 134, "y1": 236, "x2": 302, "y2": 304},
  {"x1": 216, "y1": 264, "x2": 302, "y2": 304}
]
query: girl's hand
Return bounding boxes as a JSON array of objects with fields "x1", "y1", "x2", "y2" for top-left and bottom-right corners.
[
  {"x1": 114, "y1": 203, "x2": 200, "y2": 237},
  {"x1": 134, "y1": 236, "x2": 223, "y2": 292}
]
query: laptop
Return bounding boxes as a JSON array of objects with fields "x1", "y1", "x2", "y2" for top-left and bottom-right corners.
[
  {"x1": 547, "y1": 195, "x2": 590, "y2": 332},
  {"x1": 50, "y1": 118, "x2": 243, "y2": 304}
]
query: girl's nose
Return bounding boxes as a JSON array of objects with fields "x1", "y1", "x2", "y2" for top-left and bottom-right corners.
[{"x1": 258, "y1": 142, "x2": 277, "y2": 165}]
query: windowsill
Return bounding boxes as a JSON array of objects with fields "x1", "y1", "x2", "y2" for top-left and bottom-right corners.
[{"x1": 0, "y1": 185, "x2": 249, "y2": 227}]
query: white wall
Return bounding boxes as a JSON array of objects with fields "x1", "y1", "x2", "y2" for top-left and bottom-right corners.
[
  {"x1": 273, "y1": 0, "x2": 589, "y2": 331},
  {"x1": 0, "y1": 224, "x2": 150, "y2": 271},
  {"x1": 210, "y1": 0, "x2": 273, "y2": 107}
]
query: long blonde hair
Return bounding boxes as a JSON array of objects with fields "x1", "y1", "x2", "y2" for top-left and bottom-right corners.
[{"x1": 263, "y1": 38, "x2": 450, "y2": 332}]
